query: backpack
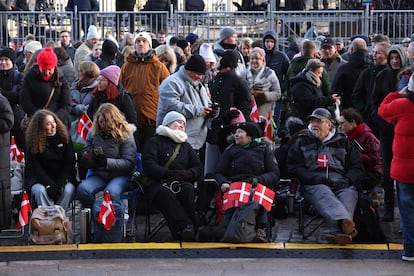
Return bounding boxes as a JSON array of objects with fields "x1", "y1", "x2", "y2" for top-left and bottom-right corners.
[
  {"x1": 93, "y1": 200, "x2": 124, "y2": 243},
  {"x1": 353, "y1": 191, "x2": 386, "y2": 243},
  {"x1": 222, "y1": 201, "x2": 260, "y2": 243},
  {"x1": 31, "y1": 205, "x2": 73, "y2": 245}
]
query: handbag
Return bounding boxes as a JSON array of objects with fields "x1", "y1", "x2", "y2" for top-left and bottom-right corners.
[{"x1": 20, "y1": 87, "x2": 55, "y2": 130}]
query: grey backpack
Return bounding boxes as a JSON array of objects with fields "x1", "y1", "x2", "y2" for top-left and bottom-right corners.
[{"x1": 223, "y1": 201, "x2": 260, "y2": 243}]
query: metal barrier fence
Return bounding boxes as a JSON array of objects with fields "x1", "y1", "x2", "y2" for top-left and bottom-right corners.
[{"x1": 0, "y1": 9, "x2": 413, "y2": 48}]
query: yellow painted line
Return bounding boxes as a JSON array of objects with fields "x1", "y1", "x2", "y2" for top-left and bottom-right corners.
[
  {"x1": 78, "y1": 242, "x2": 181, "y2": 250},
  {"x1": 0, "y1": 244, "x2": 77, "y2": 252},
  {"x1": 181, "y1": 242, "x2": 284, "y2": 249},
  {"x1": 388, "y1": 243, "x2": 403, "y2": 250},
  {"x1": 285, "y1": 243, "x2": 388, "y2": 250}
]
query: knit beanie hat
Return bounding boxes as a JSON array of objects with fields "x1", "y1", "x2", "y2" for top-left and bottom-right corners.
[
  {"x1": 219, "y1": 27, "x2": 237, "y2": 43},
  {"x1": 37, "y1": 47, "x2": 58, "y2": 70},
  {"x1": 86, "y1": 25, "x2": 100, "y2": 40},
  {"x1": 184, "y1": 54, "x2": 207, "y2": 74},
  {"x1": 185, "y1": 33, "x2": 199, "y2": 45},
  {"x1": 285, "y1": 116, "x2": 304, "y2": 136},
  {"x1": 102, "y1": 39, "x2": 118, "y2": 57},
  {"x1": 408, "y1": 74, "x2": 414, "y2": 92},
  {"x1": 237, "y1": 122, "x2": 262, "y2": 139},
  {"x1": 199, "y1": 43, "x2": 216, "y2": 63},
  {"x1": 229, "y1": 107, "x2": 246, "y2": 126},
  {"x1": 135, "y1": 32, "x2": 152, "y2": 48},
  {"x1": 162, "y1": 111, "x2": 186, "y2": 126},
  {"x1": 219, "y1": 50, "x2": 239, "y2": 69},
  {"x1": 24, "y1": 40, "x2": 42, "y2": 53},
  {"x1": 100, "y1": 65, "x2": 120, "y2": 86},
  {"x1": 0, "y1": 48, "x2": 16, "y2": 65},
  {"x1": 250, "y1": 47, "x2": 266, "y2": 59}
]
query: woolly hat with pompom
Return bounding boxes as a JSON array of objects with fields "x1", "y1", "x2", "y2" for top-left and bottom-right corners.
[{"x1": 37, "y1": 47, "x2": 58, "y2": 70}]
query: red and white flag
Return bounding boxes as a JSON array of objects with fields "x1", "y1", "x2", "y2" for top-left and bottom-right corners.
[
  {"x1": 77, "y1": 112, "x2": 93, "y2": 140},
  {"x1": 250, "y1": 96, "x2": 260, "y2": 123},
  {"x1": 317, "y1": 153, "x2": 329, "y2": 168},
  {"x1": 97, "y1": 191, "x2": 115, "y2": 231},
  {"x1": 16, "y1": 191, "x2": 32, "y2": 231},
  {"x1": 263, "y1": 111, "x2": 273, "y2": 141},
  {"x1": 10, "y1": 136, "x2": 24, "y2": 163},
  {"x1": 223, "y1": 191, "x2": 235, "y2": 211},
  {"x1": 253, "y1": 184, "x2": 275, "y2": 212},
  {"x1": 227, "y1": 182, "x2": 252, "y2": 208}
]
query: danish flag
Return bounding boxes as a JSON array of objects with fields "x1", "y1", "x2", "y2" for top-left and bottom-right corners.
[
  {"x1": 250, "y1": 96, "x2": 260, "y2": 123},
  {"x1": 318, "y1": 154, "x2": 329, "y2": 167},
  {"x1": 253, "y1": 184, "x2": 275, "y2": 212},
  {"x1": 97, "y1": 191, "x2": 116, "y2": 231},
  {"x1": 224, "y1": 182, "x2": 252, "y2": 211},
  {"x1": 263, "y1": 111, "x2": 273, "y2": 141},
  {"x1": 10, "y1": 136, "x2": 24, "y2": 163},
  {"x1": 223, "y1": 191, "x2": 235, "y2": 211},
  {"x1": 16, "y1": 191, "x2": 31, "y2": 231},
  {"x1": 77, "y1": 112, "x2": 93, "y2": 140}
]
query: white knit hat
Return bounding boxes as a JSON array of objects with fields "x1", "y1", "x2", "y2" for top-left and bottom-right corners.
[
  {"x1": 24, "y1": 40, "x2": 42, "y2": 53},
  {"x1": 86, "y1": 25, "x2": 100, "y2": 40},
  {"x1": 135, "y1": 32, "x2": 152, "y2": 49},
  {"x1": 162, "y1": 111, "x2": 186, "y2": 126},
  {"x1": 199, "y1": 43, "x2": 216, "y2": 63}
]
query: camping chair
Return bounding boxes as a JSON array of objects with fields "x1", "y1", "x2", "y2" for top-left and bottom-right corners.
[{"x1": 0, "y1": 190, "x2": 27, "y2": 239}]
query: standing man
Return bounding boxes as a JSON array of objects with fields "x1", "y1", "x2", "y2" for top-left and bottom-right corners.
[
  {"x1": 59, "y1": 30, "x2": 76, "y2": 62},
  {"x1": 66, "y1": 0, "x2": 99, "y2": 38},
  {"x1": 73, "y1": 25, "x2": 100, "y2": 72},
  {"x1": 120, "y1": 32, "x2": 169, "y2": 152},
  {"x1": 157, "y1": 54, "x2": 212, "y2": 153},
  {"x1": 115, "y1": 0, "x2": 136, "y2": 36},
  {"x1": 319, "y1": 37, "x2": 347, "y2": 86},
  {"x1": 213, "y1": 27, "x2": 245, "y2": 75}
]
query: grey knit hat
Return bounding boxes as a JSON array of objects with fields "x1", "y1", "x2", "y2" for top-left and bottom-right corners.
[
  {"x1": 219, "y1": 27, "x2": 237, "y2": 43},
  {"x1": 162, "y1": 111, "x2": 186, "y2": 126}
]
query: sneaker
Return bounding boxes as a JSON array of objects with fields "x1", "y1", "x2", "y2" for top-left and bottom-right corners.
[
  {"x1": 402, "y1": 255, "x2": 414, "y2": 262},
  {"x1": 254, "y1": 228, "x2": 268, "y2": 243},
  {"x1": 325, "y1": 234, "x2": 352, "y2": 245},
  {"x1": 342, "y1": 219, "x2": 358, "y2": 238}
]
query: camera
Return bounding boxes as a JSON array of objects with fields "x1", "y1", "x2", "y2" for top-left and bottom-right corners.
[{"x1": 207, "y1": 101, "x2": 220, "y2": 119}]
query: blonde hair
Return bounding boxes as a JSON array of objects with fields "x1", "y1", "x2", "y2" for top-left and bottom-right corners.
[
  {"x1": 92, "y1": 103, "x2": 133, "y2": 143},
  {"x1": 26, "y1": 110, "x2": 69, "y2": 154},
  {"x1": 78, "y1": 61, "x2": 100, "y2": 79},
  {"x1": 155, "y1": 44, "x2": 177, "y2": 74}
]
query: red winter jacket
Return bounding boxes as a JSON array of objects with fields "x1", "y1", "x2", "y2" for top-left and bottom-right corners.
[{"x1": 378, "y1": 91, "x2": 414, "y2": 183}]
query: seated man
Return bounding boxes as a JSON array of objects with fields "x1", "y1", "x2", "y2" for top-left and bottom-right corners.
[{"x1": 287, "y1": 108, "x2": 365, "y2": 245}]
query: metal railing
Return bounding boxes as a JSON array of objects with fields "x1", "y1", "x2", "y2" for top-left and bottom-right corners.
[{"x1": 0, "y1": 9, "x2": 413, "y2": 48}]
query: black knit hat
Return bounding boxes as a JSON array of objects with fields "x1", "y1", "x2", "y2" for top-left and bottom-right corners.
[
  {"x1": 102, "y1": 39, "x2": 118, "y2": 58},
  {"x1": 237, "y1": 122, "x2": 262, "y2": 139},
  {"x1": 184, "y1": 54, "x2": 207, "y2": 74},
  {"x1": 219, "y1": 49, "x2": 239, "y2": 69},
  {"x1": 177, "y1": 39, "x2": 189, "y2": 51},
  {"x1": 0, "y1": 48, "x2": 16, "y2": 65}
]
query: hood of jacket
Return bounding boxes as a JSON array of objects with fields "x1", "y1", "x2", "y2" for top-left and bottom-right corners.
[{"x1": 388, "y1": 44, "x2": 408, "y2": 70}]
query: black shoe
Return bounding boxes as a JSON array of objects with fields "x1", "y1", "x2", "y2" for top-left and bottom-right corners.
[
  {"x1": 180, "y1": 225, "x2": 195, "y2": 242},
  {"x1": 382, "y1": 209, "x2": 394, "y2": 222}
]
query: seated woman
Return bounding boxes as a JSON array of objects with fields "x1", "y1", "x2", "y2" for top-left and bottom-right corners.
[
  {"x1": 339, "y1": 107, "x2": 383, "y2": 193},
  {"x1": 214, "y1": 122, "x2": 280, "y2": 242},
  {"x1": 77, "y1": 103, "x2": 137, "y2": 208},
  {"x1": 141, "y1": 111, "x2": 202, "y2": 241},
  {"x1": 24, "y1": 110, "x2": 76, "y2": 211}
]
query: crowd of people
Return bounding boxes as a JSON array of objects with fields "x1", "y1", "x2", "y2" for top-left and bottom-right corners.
[{"x1": 0, "y1": 18, "x2": 413, "y2": 262}]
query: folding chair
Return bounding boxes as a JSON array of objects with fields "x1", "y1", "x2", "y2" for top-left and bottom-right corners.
[
  {"x1": 0, "y1": 190, "x2": 27, "y2": 239},
  {"x1": 297, "y1": 184, "x2": 325, "y2": 240}
]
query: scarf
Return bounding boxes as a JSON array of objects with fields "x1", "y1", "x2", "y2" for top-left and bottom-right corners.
[
  {"x1": 245, "y1": 66, "x2": 266, "y2": 90},
  {"x1": 156, "y1": 125, "x2": 187, "y2": 144},
  {"x1": 347, "y1": 123, "x2": 364, "y2": 140},
  {"x1": 305, "y1": 70, "x2": 321, "y2": 88}
]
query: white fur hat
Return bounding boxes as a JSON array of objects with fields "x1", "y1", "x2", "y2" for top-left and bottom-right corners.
[
  {"x1": 24, "y1": 40, "x2": 42, "y2": 53},
  {"x1": 86, "y1": 25, "x2": 100, "y2": 40},
  {"x1": 199, "y1": 43, "x2": 216, "y2": 63}
]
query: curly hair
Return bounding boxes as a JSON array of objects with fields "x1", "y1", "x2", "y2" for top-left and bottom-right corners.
[
  {"x1": 92, "y1": 103, "x2": 133, "y2": 143},
  {"x1": 25, "y1": 109, "x2": 69, "y2": 154}
]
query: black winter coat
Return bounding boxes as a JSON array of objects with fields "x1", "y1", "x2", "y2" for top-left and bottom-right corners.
[
  {"x1": 331, "y1": 49, "x2": 371, "y2": 109},
  {"x1": 214, "y1": 141, "x2": 279, "y2": 189},
  {"x1": 290, "y1": 72, "x2": 334, "y2": 121},
  {"x1": 21, "y1": 66, "x2": 71, "y2": 127},
  {"x1": 142, "y1": 0, "x2": 170, "y2": 11},
  {"x1": 0, "y1": 93, "x2": 13, "y2": 229},
  {"x1": 116, "y1": 0, "x2": 136, "y2": 11}
]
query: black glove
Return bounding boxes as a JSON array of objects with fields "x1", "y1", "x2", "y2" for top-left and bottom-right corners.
[
  {"x1": 333, "y1": 179, "x2": 351, "y2": 190},
  {"x1": 79, "y1": 151, "x2": 97, "y2": 169},
  {"x1": 221, "y1": 110, "x2": 240, "y2": 124},
  {"x1": 314, "y1": 176, "x2": 334, "y2": 187},
  {"x1": 165, "y1": 169, "x2": 193, "y2": 181},
  {"x1": 95, "y1": 156, "x2": 107, "y2": 168},
  {"x1": 46, "y1": 186, "x2": 60, "y2": 200}
]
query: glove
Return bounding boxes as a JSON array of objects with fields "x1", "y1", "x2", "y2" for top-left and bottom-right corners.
[
  {"x1": 46, "y1": 186, "x2": 60, "y2": 200},
  {"x1": 254, "y1": 92, "x2": 266, "y2": 106},
  {"x1": 244, "y1": 177, "x2": 259, "y2": 187},
  {"x1": 333, "y1": 179, "x2": 351, "y2": 190},
  {"x1": 221, "y1": 110, "x2": 240, "y2": 124},
  {"x1": 95, "y1": 156, "x2": 107, "y2": 168},
  {"x1": 79, "y1": 151, "x2": 97, "y2": 169},
  {"x1": 165, "y1": 170, "x2": 193, "y2": 181},
  {"x1": 314, "y1": 176, "x2": 334, "y2": 187}
]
